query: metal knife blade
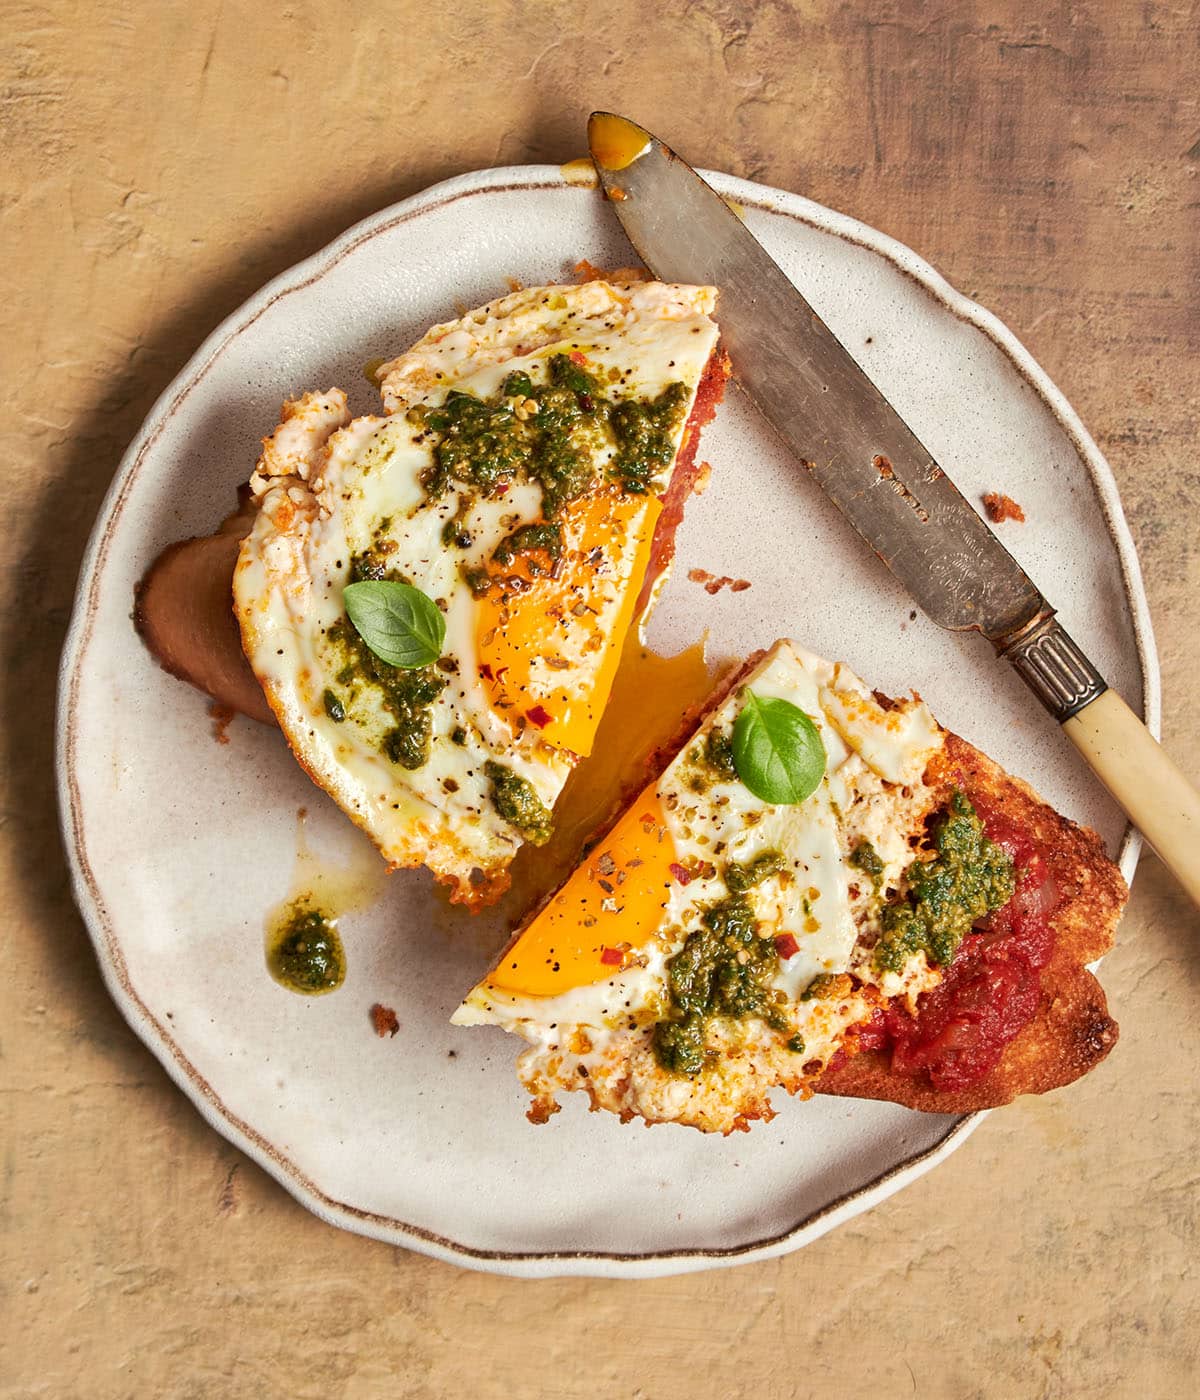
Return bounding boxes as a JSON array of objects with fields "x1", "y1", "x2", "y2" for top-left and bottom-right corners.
[
  {"x1": 585, "y1": 112, "x2": 1200, "y2": 909},
  {"x1": 587, "y1": 111, "x2": 1057, "y2": 648}
]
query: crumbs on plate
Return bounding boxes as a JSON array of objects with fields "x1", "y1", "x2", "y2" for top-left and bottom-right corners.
[
  {"x1": 370, "y1": 1003, "x2": 400, "y2": 1038},
  {"x1": 983, "y1": 491, "x2": 1026, "y2": 524},
  {"x1": 687, "y1": 568, "x2": 752, "y2": 595}
]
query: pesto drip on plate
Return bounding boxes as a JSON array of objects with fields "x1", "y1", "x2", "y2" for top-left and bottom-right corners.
[
  {"x1": 267, "y1": 901, "x2": 345, "y2": 995},
  {"x1": 874, "y1": 790, "x2": 1015, "y2": 972},
  {"x1": 410, "y1": 353, "x2": 688, "y2": 520},
  {"x1": 652, "y1": 851, "x2": 794, "y2": 1076}
]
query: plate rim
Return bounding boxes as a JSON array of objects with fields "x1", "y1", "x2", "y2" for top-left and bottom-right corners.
[{"x1": 54, "y1": 162, "x2": 1159, "y2": 1279}]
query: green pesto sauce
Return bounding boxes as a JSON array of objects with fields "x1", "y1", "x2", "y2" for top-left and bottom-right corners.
[
  {"x1": 703, "y1": 729, "x2": 738, "y2": 780},
  {"x1": 484, "y1": 760, "x2": 553, "y2": 846},
  {"x1": 873, "y1": 790, "x2": 1015, "y2": 973},
  {"x1": 849, "y1": 838, "x2": 884, "y2": 879},
  {"x1": 462, "y1": 564, "x2": 493, "y2": 598},
  {"x1": 685, "y1": 727, "x2": 739, "y2": 793},
  {"x1": 609, "y1": 382, "x2": 689, "y2": 495},
  {"x1": 492, "y1": 520, "x2": 563, "y2": 569},
  {"x1": 267, "y1": 901, "x2": 345, "y2": 995},
  {"x1": 326, "y1": 617, "x2": 445, "y2": 771},
  {"x1": 849, "y1": 838, "x2": 884, "y2": 891},
  {"x1": 440, "y1": 501, "x2": 473, "y2": 549},
  {"x1": 346, "y1": 541, "x2": 410, "y2": 584},
  {"x1": 410, "y1": 355, "x2": 688, "y2": 519},
  {"x1": 652, "y1": 893, "x2": 787, "y2": 1076},
  {"x1": 725, "y1": 849, "x2": 786, "y2": 893},
  {"x1": 800, "y1": 972, "x2": 839, "y2": 1003}
]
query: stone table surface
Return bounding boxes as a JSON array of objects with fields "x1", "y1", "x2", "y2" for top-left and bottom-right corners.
[{"x1": 3, "y1": 2, "x2": 1198, "y2": 1396}]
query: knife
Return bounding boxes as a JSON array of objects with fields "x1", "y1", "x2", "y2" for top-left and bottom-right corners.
[{"x1": 587, "y1": 111, "x2": 1200, "y2": 905}]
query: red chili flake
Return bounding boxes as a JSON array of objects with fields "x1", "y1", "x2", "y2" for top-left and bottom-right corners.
[
  {"x1": 478, "y1": 663, "x2": 494, "y2": 680},
  {"x1": 494, "y1": 666, "x2": 509, "y2": 682},
  {"x1": 600, "y1": 946, "x2": 623, "y2": 966},
  {"x1": 526, "y1": 704, "x2": 553, "y2": 728},
  {"x1": 668, "y1": 862, "x2": 693, "y2": 886},
  {"x1": 569, "y1": 350, "x2": 587, "y2": 366},
  {"x1": 639, "y1": 812, "x2": 655, "y2": 825},
  {"x1": 495, "y1": 483, "x2": 510, "y2": 495},
  {"x1": 774, "y1": 934, "x2": 800, "y2": 960}
]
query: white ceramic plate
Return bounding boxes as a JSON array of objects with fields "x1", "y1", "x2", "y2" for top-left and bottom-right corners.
[{"x1": 57, "y1": 165, "x2": 1157, "y2": 1278}]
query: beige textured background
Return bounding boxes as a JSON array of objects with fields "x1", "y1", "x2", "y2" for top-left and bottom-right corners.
[{"x1": 3, "y1": 2, "x2": 1198, "y2": 1396}]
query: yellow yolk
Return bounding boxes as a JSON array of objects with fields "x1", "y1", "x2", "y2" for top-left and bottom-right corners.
[
  {"x1": 587, "y1": 113, "x2": 652, "y2": 171},
  {"x1": 485, "y1": 790, "x2": 677, "y2": 998},
  {"x1": 503, "y1": 634, "x2": 713, "y2": 916},
  {"x1": 474, "y1": 487, "x2": 662, "y2": 758},
  {"x1": 559, "y1": 157, "x2": 599, "y2": 187}
]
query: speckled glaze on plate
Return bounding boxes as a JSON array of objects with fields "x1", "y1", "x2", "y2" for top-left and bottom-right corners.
[{"x1": 56, "y1": 165, "x2": 1157, "y2": 1279}]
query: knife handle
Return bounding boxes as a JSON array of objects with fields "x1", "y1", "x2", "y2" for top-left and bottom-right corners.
[
  {"x1": 1063, "y1": 690, "x2": 1200, "y2": 905},
  {"x1": 1002, "y1": 614, "x2": 1200, "y2": 906}
]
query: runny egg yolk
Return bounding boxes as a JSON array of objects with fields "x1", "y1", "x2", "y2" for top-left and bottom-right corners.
[
  {"x1": 485, "y1": 790, "x2": 676, "y2": 998},
  {"x1": 587, "y1": 113, "x2": 652, "y2": 171},
  {"x1": 474, "y1": 487, "x2": 662, "y2": 758}
]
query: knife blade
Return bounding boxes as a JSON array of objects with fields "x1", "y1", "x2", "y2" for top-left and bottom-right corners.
[{"x1": 586, "y1": 110, "x2": 1200, "y2": 905}]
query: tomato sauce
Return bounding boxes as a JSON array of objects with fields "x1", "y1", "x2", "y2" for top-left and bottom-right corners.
[
  {"x1": 849, "y1": 791, "x2": 1061, "y2": 1091},
  {"x1": 636, "y1": 348, "x2": 730, "y2": 614}
]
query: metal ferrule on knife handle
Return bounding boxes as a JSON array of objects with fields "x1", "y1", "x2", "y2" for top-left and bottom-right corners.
[{"x1": 998, "y1": 613, "x2": 1109, "y2": 722}]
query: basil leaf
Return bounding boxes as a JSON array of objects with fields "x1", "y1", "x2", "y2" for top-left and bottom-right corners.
[
  {"x1": 731, "y1": 690, "x2": 826, "y2": 805},
  {"x1": 342, "y1": 580, "x2": 445, "y2": 668}
]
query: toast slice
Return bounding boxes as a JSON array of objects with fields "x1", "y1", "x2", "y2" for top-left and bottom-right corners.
[
  {"x1": 453, "y1": 640, "x2": 1127, "y2": 1131},
  {"x1": 138, "y1": 279, "x2": 729, "y2": 906}
]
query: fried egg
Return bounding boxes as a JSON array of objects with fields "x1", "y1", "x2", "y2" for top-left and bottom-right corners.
[
  {"x1": 234, "y1": 281, "x2": 722, "y2": 904},
  {"x1": 452, "y1": 640, "x2": 949, "y2": 1131}
]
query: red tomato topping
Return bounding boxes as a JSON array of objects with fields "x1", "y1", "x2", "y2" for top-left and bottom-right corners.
[
  {"x1": 599, "y1": 946, "x2": 623, "y2": 966},
  {"x1": 525, "y1": 704, "x2": 553, "y2": 729},
  {"x1": 569, "y1": 350, "x2": 587, "y2": 366},
  {"x1": 636, "y1": 349, "x2": 729, "y2": 616},
  {"x1": 668, "y1": 862, "x2": 693, "y2": 886},
  {"x1": 774, "y1": 934, "x2": 800, "y2": 960},
  {"x1": 849, "y1": 1008, "x2": 888, "y2": 1054},
  {"x1": 853, "y1": 797, "x2": 1064, "y2": 1091}
]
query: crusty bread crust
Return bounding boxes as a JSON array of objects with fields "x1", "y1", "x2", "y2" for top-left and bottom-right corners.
[{"x1": 816, "y1": 730, "x2": 1127, "y2": 1113}]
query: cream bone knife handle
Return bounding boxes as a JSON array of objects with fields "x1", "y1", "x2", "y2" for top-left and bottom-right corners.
[{"x1": 1001, "y1": 613, "x2": 1200, "y2": 906}]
